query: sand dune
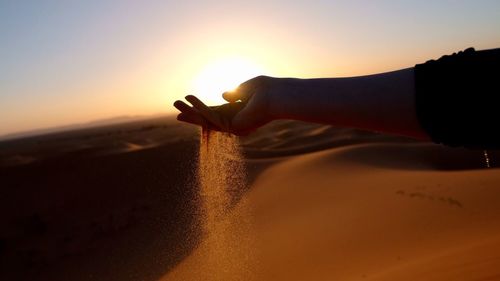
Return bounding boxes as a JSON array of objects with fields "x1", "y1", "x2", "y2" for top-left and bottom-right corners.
[
  {"x1": 1, "y1": 117, "x2": 499, "y2": 281},
  {"x1": 240, "y1": 120, "x2": 417, "y2": 158},
  {"x1": 163, "y1": 141, "x2": 500, "y2": 281}
]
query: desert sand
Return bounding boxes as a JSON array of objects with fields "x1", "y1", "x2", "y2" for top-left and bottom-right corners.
[{"x1": 1, "y1": 116, "x2": 499, "y2": 281}]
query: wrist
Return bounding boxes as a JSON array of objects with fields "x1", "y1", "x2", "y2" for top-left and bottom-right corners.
[{"x1": 267, "y1": 77, "x2": 302, "y2": 120}]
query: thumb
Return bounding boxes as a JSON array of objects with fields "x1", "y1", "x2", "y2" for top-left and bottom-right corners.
[
  {"x1": 222, "y1": 75, "x2": 267, "y2": 103},
  {"x1": 222, "y1": 90, "x2": 242, "y2": 103}
]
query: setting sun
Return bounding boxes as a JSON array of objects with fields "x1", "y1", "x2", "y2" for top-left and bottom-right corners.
[{"x1": 190, "y1": 57, "x2": 265, "y2": 106}]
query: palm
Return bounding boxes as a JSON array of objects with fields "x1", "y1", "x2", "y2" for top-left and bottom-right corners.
[
  {"x1": 174, "y1": 76, "x2": 273, "y2": 135},
  {"x1": 174, "y1": 96, "x2": 247, "y2": 134}
]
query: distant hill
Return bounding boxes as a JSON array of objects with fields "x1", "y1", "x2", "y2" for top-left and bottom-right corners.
[{"x1": 0, "y1": 114, "x2": 170, "y2": 142}]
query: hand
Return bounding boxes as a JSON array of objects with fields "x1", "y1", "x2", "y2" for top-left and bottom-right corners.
[{"x1": 174, "y1": 76, "x2": 280, "y2": 135}]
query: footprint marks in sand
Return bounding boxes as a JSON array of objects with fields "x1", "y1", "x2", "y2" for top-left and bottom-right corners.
[{"x1": 395, "y1": 189, "x2": 463, "y2": 208}]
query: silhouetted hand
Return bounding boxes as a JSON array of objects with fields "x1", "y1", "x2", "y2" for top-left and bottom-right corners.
[{"x1": 174, "y1": 76, "x2": 279, "y2": 135}]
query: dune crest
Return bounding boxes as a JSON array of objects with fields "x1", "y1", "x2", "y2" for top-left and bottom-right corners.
[{"x1": 163, "y1": 133, "x2": 500, "y2": 281}]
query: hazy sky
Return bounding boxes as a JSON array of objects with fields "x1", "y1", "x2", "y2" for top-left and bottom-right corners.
[{"x1": 1, "y1": 0, "x2": 499, "y2": 136}]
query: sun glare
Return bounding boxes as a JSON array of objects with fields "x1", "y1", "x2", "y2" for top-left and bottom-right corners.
[{"x1": 190, "y1": 57, "x2": 265, "y2": 105}]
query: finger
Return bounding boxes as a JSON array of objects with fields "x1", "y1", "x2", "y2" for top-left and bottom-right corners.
[
  {"x1": 174, "y1": 100, "x2": 214, "y2": 127},
  {"x1": 177, "y1": 112, "x2": 195, "y2": 124},
  {"x1": 173, "y1": 100, "x2": 198, "y2": 115},
  {"x1": 185, "y1": 95, "x2": 222, "y2": 126},
  {"x1": 177, "y1": 112, "x2": 209, "y2": 127},
  {"x1": 222, "y1": 90, "x2": 243, "y2": 103},
  {"x1": 174, "y1": 100, "x2": 216, "y2": 128},
  {"x1": 222, "y1": 76, "x2": 265, "y2": 102},
  {"x1": 222, "y1": 85, "x2": 253, "y2": 103},
  {"x1": 178, "y1": 113, "x2": 222, "y2": 132}
]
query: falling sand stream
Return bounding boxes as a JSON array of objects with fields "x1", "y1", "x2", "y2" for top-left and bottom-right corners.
[{"x1": 195, "y1": 129, "x2": 256, "y2": 280}]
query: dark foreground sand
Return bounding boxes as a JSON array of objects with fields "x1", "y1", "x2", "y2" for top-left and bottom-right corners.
[{"x1": 1, "y1": 116, "x2": 499, "y2": 281}]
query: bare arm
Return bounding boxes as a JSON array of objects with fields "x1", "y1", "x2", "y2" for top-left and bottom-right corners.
[
  {"x1": 174, "y1": 68, "x2": 429, "y2": 139},
  {"x1": 270, "y1": 68, "x2": 429, "y2": 139}
]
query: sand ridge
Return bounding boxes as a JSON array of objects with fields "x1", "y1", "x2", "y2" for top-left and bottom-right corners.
[{"x1": 163, "y1": 140, "x2": 500, "y2": 280}]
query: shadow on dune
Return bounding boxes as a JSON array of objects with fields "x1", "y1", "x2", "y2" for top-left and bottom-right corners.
[
  {"x1": 0, "y1": 118, "x2": 275, "y2": 281},
  {"x1": 0, "y1": 141, "x2": 202, "y2": 281},
  {"x1": 0, "y1": 119, "x2": 211, "y2": 281}
]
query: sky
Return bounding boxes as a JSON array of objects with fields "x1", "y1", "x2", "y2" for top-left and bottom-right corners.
[{"x1": 1, "y1": 0, "x2": 499, "y2": 136}]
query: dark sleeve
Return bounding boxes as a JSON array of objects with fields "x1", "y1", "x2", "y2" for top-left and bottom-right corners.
[{"x1": 414, "y1": 47, "x2": 500, "y2": 149}]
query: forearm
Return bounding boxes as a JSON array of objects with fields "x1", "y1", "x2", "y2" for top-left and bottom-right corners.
[{"x1": 273, "y1": 68, "x2": 429, "y2": 139}]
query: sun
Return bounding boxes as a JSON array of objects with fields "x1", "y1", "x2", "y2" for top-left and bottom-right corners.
[{"x1": 190, "y1": 57, "x2": 265, "y2": 106}]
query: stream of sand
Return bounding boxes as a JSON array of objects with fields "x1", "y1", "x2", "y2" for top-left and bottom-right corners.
[{"x1": 196, "y1": 129, "x2": 255, "y2": 280}]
